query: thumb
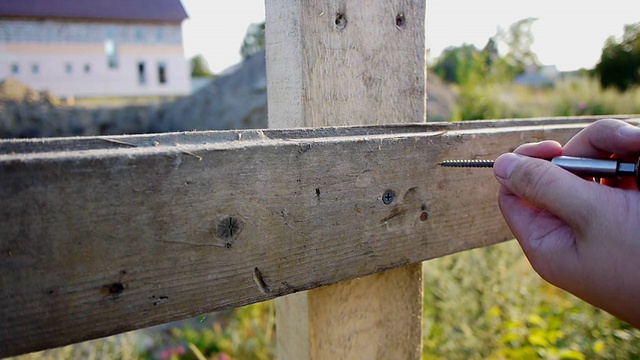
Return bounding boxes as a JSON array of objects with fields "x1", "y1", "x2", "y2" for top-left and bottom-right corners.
[{"x1": 493, "y1": 153, "x2": 598, "y2": 229}]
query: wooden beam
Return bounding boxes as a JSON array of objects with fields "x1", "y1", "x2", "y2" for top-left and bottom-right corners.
[
  {"x1": 265, "y1": 0, "x2": 426, "y2": 128},
  {"x1": 1, "y1": 118, "x2": 633, "y2": 357},
  {"x1": 265, "y1": 0, "x2": 426, "y2": 358}
]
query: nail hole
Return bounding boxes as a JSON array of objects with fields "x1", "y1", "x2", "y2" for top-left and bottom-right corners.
[
  {"x1": 335, "y1": 13, "x2": 347, "y2": 30},
  {"x1": 395, "y1": 13, "x2": 405, "y2": 28},
  {"x1": 108, "y1": 282, "x2": 124, "y2": 295}
]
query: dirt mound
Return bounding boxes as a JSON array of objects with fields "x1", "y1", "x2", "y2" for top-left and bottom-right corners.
[
  {"x1": 0, "y1": 79, "x2": 154, "y2": 138},
  {"x1": 0, "y1": 78, "x2": 61, "y2": 106}
]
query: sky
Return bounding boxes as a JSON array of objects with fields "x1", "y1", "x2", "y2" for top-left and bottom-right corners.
[{"x1": 180, "y1": 0, "x2": 640, "y2": 74}]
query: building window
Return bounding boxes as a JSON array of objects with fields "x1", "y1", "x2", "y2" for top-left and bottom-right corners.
[
  {"x1": 31, "y1": 64, "x2": 39, "y2": 74},
  {"x1": 11, "y1": 63, "x2": 19, "y2": 74},
  {"x1": 65, "y1": 63, "x2": 72, "y2": 74},
  {"x1": 105, "y1": 39, "x2": 118, "y2": 68},
  {"x1": 156, "y1": 28, "x2": 164, "y2": 42},
  {"x1": 138, "y1": 62, "x2": 146, "y2": 85},
  {"x1": 135, "y1": 28, "x2": 143, "y2": 41},
  {"x1": 84, "y1": 64, "x2": 91, "y2": 73},
  {"x1": 158, "y1": 62, "x2": 167, "y2": 84},
  {"x1": 105, "y1": 28, "x2": 119, "y2": 68}
]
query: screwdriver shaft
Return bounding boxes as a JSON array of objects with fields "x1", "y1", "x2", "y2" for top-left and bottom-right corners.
[{"x1": 439, "y1": 156, "x2": 637, "y2": 178}]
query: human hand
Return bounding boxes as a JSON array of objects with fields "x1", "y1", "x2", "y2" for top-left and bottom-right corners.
[{"x1": 493, "y1": 119, "x2": 640, "y2": 327}]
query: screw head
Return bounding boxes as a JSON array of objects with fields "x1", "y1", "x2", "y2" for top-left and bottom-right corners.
[
  {"x1": 382, "y1": 190, "x2": 395, "y2": 205},
  {"x1": 215, "y1": 216, "x2": 243, "y2": 239}
]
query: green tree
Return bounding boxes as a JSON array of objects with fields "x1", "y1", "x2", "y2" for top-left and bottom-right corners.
[
  {"x1": 430, "y1": 18, "x2": 543, "y2": 121},
  {"x1": 495, "y1": 17, "x2": 540, "y2": 74},
  {"x1": 432, "y1": 18, "x2": 538, "y2": 86},
  {"x1": 190, "y1": 54, "x2": 215, "y2": 78},
  {"x1": 240, "y1": 21, "x2": 265, "y2": 60},
  {"x1": 594, "y1": 22, "x2": 640, "y2": 91},
  {"x1": 432, "y1": 44, "x2": 485, "y2": 84}
]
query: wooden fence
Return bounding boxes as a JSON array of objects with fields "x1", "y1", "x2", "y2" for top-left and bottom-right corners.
[
  {"x1": 1, "y1": 0, "x2": 638, "y2": 358},
  {"x1": 4, "y1": 116, "x2": 637, "y2": 358}
]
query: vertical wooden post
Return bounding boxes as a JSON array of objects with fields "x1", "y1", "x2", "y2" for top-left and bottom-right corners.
[{"x1": 265, "y1": 0, "x2": 426, "y2": 358}]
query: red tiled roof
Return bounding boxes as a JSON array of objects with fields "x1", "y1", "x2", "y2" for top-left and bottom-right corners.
[{"x1": 0, "y1": 0, "x2": 188, "y2": 23}]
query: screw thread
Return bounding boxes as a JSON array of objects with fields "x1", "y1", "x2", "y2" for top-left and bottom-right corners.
[{"x1": 438, "y1": 160, "x2": 495, "y2": 168}]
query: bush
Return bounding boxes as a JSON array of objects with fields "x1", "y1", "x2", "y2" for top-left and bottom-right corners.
[
  {"x1": 422, "y1": 241, "x2": 640, "y2": 359},
  {"x1": 451, "y1": 77, "x2": 640, "y2": 121}
]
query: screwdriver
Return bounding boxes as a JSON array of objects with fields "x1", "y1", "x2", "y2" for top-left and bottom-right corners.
[{"x1": 439, "y1": 156, "x2": 640, "y2": 189}]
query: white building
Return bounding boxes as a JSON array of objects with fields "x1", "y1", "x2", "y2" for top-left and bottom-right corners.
[{"x1": 0, "y1": 0, "x2": 190, "y2": 98}]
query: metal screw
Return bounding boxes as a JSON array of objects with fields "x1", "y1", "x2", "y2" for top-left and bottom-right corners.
[
  {"x1": 382, "y1": 190, "x2": 395, "y2": 205},
  {"x1": 438, "y1": 159, "x2": 494, "y2": 168},
  {"x1": 215, "y1": 216, "x2": 242, "y2": 239}
]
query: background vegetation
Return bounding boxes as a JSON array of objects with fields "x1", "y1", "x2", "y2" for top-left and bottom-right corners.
[
  {"x1": 431, "y1": 19, "x2": 640, "y2": 121},
  {"x1": 12, "y1": 19, "x2": 640, "y2": 360}
]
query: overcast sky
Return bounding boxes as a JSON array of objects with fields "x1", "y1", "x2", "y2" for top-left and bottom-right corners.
[{"x1": 180, "y1": 0, "x2": 640, "y2": 73}]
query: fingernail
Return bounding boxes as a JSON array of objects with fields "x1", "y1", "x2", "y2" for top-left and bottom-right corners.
[
  {"x1": 494, "y1": 153, "x2": 521, "y2": 180},
  {"x1": 619, "y1": 125, "x2": 640, "y2": 137}
]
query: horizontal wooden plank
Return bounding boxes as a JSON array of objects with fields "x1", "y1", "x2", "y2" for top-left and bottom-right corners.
[
  {"x1": 1, "y1": 117, "x2": 637, "y2": 356},
  {"x1": 2, "y1": 115, "x2": 635, "y2": 156}
]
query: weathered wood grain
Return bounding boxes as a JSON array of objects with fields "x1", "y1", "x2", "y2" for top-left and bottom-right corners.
[
  {"x1": 1, "y1": 119, "x2": 626, "y2": 356},
  {"x1": 265, "y1": 0, "x2": 426, "y2": 128},
  {"x1": 266, "y1": 0, "x2": 426, "y2": 357}
]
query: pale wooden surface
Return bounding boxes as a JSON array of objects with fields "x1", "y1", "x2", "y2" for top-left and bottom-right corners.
[
  {"x1": 307, "y1": 265, "x2": 422, "y2": 359},
  {"x1": 1, "y1": 118, "x2": 635, "y2": 357},
  {"x1": 266, "y1": 0, "x2": 426, "y2": 358},
  {"x1": 265, "y1": 0, "x2": 426, "y2": 128},
  {"x1": 276, "y1": 267, "x2": 423, "y2": 360}
]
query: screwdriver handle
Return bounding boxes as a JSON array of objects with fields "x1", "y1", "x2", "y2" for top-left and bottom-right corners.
[{"x1": 551, "y1": 156, "x2": 640, "y2": 190}]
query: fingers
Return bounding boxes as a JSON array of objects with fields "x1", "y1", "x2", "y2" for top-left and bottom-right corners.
[
  {"x1": 564, "y1": 119, "x2": 640, "y2": 159},
  {"x1": 513, "y1": 140, "x2": 563, "y2": 159},
  {"x1": 497, "y1": 185, "x2": 579, "y2": 284},
  {"x1": 493, "y1": 153, "x2": 600, "y2": 229}
]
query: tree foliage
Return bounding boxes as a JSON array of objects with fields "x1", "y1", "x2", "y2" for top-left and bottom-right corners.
[
  {"x1": 430, "y1": 18, "x2": 543, "y2": 120},
  {"x1": 432, "y1": 44, "x2": 485, "y2": 84},
  {"x1": 594, "y1": 22, "x2": 640, "y2": 91},
  {"x1": 431, "y1": 18, "x2": 539, "y2": 87},
  {"x1": 498, "y1": 17, "x2": 540, "y2": 73},
  {"x1": 240, "y1": 22, "x2": 266, "y2": 60},
  {"x1": 190, "y1": 54, "x2": 215, "y2": 78}
]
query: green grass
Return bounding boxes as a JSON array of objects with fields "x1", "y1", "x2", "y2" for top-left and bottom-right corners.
[
  {"x1": 452, "y1": 77, "x2": 640, "y2": 121},
  {"x1": 422, "y1": 241, "x2": 640, "y2": 359}
]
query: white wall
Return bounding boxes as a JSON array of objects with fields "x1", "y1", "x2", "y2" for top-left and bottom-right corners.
[{"x1": 0, "y1": 19, "x2": 190, "y2": 98}]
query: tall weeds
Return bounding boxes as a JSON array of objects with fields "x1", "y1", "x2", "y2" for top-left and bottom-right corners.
[{"x1": 452, "y1": 77, "x2": 640, "y2": 121}]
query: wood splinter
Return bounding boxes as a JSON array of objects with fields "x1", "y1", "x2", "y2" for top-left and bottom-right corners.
[{"x1": 253, "y1": 267, "x2": 270, "y2": 294}]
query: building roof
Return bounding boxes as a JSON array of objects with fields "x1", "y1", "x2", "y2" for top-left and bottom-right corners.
[{"x1": 0, "y1": 0, "x2": 188, "y2": 23}]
